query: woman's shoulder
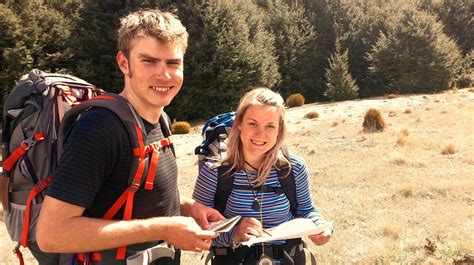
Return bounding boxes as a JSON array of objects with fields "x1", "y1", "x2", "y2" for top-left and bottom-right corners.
[{"x1": 288, "y1": 152, "x2": 305, "y2": 166}]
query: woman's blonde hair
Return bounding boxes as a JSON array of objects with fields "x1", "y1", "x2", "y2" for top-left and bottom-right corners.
[
  {"x1": 118, "y1": 9, "x2": 188, "y2": 58},
  {"x1": 224, "y1": 87, "x2": 290, "y2": 186}
]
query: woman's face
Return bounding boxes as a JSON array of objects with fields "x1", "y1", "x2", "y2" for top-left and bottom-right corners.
[{"x1": 239, "y1": 105, "x2": 280, "y2": 164}]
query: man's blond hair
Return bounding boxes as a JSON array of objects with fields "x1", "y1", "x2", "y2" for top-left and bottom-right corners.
[{"x1": 118, "y1": 9, "x2": 188, "y2": 58}]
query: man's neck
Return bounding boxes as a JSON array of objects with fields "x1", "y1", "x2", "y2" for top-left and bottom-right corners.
[{"x1": 119, "y1": 91, "x2": 163, "y2": 124}]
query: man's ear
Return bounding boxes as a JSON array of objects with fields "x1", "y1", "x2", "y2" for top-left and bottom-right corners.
[{"x1": 116, "y1": 51, "x2": 129, "y2": 75}]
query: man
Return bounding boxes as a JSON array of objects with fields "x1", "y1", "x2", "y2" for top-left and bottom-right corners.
[{"x1": 36, "y1": 9, "x2": 223, "y2": 264}]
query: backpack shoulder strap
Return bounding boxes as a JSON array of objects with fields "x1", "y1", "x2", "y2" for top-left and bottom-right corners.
[
  {"x1": 277, "y1": 147, "x2": 298, "y2": 218},
  {"x1": 159, "y1": 111, "x2": 175, "y2": 157},
  {"x1": 59, "y1": 93, "x2": 146, "y2": 185},
  {"x1": 214, "y1": 165, "x2": 234, "y2": 213}
]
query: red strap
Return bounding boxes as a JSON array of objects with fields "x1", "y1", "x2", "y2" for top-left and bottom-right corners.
[
  {"x1": 76, "y1": 252, "x2": 101, "y2": 264},
  {"x1": 14, "y1": 244, "x2": 24, "y2": 265},
  {"x1": 145, "y1": 137, "x2": 172, "y2": 153},
  {"x1": 3, "y1": 132, "x2": 45, "y2": 171},
  {"x1": 20, "y1": 176, "x2": 52, "y2": 247},
  {"x1": 87, "y1": 95, "x2": 118, "y2": 102},
  {"x1": 144, "y1": 150, "x2": 159, "y2": 190},
  {"x1": 57, "y1": 85, "x2": 79, "y2": 106}
]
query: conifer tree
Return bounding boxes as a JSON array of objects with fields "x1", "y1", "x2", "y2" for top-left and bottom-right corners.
[
  {"x1": 256, "y1": 0, "x2": 316, "y2": 100},
  {"x1": 324, "y1": 43, "x2": 359, "y2": 101},
  {"x1": 367, "y1": 7, "x2": 462, "y2": 93},
  {"x1": 168, "y1": 0, "x2": 280, "y2": 120}
]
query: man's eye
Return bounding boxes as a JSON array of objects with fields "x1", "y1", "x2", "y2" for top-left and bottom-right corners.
[
  {"x1": 168, "y1": 62, "x2": 181, "y2": 67},
  {"x1": 143, "y1": 59, "x2": 154, "y2": 63}
]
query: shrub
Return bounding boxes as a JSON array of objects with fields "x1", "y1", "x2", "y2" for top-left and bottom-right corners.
[
  {"x1": 171, "y1": 121, "x2": 191, "y2": 134},
  {"x1": 286, "y1": 93, "x2": 305, "y2": 108},
  {"x1": 303, "y1": 111, "x2": 319, "y2": 119},
  {"x1": 441, "y1": 143, "x2": 457, "y2": 155},
  {"x1": 363, "y1": 108, "x2": 386, "y2": 132}
]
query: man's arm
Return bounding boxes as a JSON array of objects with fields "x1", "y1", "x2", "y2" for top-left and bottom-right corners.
[
  {"x1": 180, "y1": 197, "x2": 224, "y2": 229},
  {"x1": 36, "y1": 196, "x2": 217, "y2": 253}
]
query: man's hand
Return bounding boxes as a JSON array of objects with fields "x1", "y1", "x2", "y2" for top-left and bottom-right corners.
[
  {"x1": 161, "y1": 216, "x2": 218, "y2": 252},
  {"x1": 308, "y1": 227, "x2": 332, "y2": 246},
  {"x1": 181, "y1": 198, "x2": 224, "y2": 229}
]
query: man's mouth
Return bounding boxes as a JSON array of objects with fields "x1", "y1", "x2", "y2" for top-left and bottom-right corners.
[{"x1": 150, "y1": 86, "x2": 172, "y2": 92}]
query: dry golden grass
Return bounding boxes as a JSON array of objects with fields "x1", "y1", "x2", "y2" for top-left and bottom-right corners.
[{"x1": 1, "y1": 89, "x2": 473, "y2": 264}]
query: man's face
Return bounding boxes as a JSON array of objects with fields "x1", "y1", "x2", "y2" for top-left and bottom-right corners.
[{"x1": 117, "y1": 36, "x2": 184, "y2": 113}]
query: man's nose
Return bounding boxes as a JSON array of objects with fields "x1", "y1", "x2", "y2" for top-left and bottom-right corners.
[{"x1": 155, "y1": 63, "x2": 171, "y2": 79}]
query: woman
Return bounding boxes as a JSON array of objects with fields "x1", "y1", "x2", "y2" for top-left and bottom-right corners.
[{"x1": 193, "y1": 88, "x2": 332, "y2": 264}]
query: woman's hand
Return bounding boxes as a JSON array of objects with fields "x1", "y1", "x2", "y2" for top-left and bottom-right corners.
[
  {"x1": 231, "y1": 217, "x2": 263, "y2": 242},
  {"x1": 308, "y1": 227, "x2": 332, "y2": 246}
]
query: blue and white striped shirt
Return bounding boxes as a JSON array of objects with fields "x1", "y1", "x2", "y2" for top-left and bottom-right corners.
[{"x1": 192, "y1": 154, "x2": 323, "y2": 247}]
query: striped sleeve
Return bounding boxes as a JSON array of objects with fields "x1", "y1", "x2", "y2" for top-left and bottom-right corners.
[{"x1": 291, "y1": 155, "x2": 324, "y2": 224}]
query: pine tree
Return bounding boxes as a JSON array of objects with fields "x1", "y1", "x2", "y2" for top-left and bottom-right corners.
[
  {"x1": 168, "y1": 0, "x2": 281, "y2": 120},
  {"x1": 256, "y1": 0, "x2": 316, "y2": 100},
  {"x1": 324, "y1": 45, "x2": 359, "y2": 101},
  {"x1": 367, "y1": 7, "x2": 462, "y2": 93}
]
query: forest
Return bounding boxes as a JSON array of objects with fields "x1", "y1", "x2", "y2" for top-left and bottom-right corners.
[{"x1": 0, "y1": 0, "x2": 472, "y2": 120}]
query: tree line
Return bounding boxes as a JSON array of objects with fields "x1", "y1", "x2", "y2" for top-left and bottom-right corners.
[{"x1": 0, "y1": 0, "x2": 472, "y2": 121}]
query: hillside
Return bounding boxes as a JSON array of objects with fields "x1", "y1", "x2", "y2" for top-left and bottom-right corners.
[{"x1": 1, "y1": 88, "x2": 473, "y2": 264}]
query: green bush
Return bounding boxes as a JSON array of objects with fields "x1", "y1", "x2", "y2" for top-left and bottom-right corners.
[
  {"x1": 171, "y1": 121, "x2": 191, "y2": 134},
  {"x1": 285, "y1": 93, "x2": 305, "y2": 108},
  {"x1": 304, "y1": 111, "x2": 319, "y2": 119},
  {"x1": 363, "y1": 108, "x2": 386, "y2": 133}
]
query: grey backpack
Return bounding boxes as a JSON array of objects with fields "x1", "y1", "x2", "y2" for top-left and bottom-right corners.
[{"x1": 0, "y1": 69, "x2": 103, "y2": 261}]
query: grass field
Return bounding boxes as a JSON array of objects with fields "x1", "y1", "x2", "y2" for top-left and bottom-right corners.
[{"x1": 1, "y1": 88, "x2": 473, "y2": 264}]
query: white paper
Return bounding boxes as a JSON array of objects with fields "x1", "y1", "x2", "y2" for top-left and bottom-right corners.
[{"x1": 242, "y1": 218, "x2": 333, "y2": 246}]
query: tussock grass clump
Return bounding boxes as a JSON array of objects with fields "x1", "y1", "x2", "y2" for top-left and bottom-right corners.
[
  {"x1": 390, "y1": 152, "x2": 406, "y2": 165},
  {"x1": 441, "y1": 143, "x2": 457, "y2": 155},
  {"x1": 380, "y1": 223, "x2": 401, "y2": 240},
  {"x1": 399, "y1": 128, "x2": 410, "y2": 137},
  {"x1": 304, "y1": 111, "x2": 319, "y2": 119},
  {"x1": 398, "y1": 184, "x2": 415, "y2": 197},
  {"x1": 285, "y1": 93, "x2": 305, "y2": 108},
  {"x1": 363, "y1": 108, "x2": 386, "y2": 132},
  {"x1": 396, "y1": 128, "x2": 410, "y2": 146},
  {"x1": 387, "y1": 94, "x2": 397, "y2": 99},
  {"x1": 171, "y1": 121, "x2": 191, "y2": 134}
]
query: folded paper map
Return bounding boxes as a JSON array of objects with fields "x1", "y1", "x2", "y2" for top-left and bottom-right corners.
[
  {"x1": 242, "y1": 218, "x2": 333, "y2": 246},
  {"x1": 207, "y1": 216, "x2": 241, "y2": 233}
]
